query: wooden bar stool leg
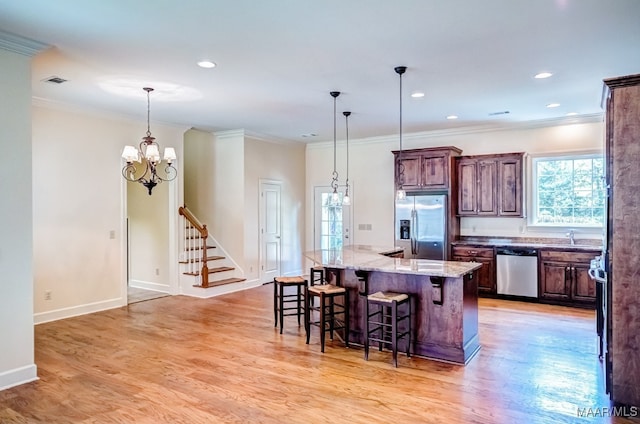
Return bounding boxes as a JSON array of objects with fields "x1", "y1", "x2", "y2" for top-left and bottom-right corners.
[
  {"x1": 273, "y1": 278, "x2": 278, "y2": 328},
  {"x1": 279, "y1": 282, "x2": 285, "y2": 334},
  {"x1": 406, "y1": 301, "x2": 411, "y2": 358},
  {"x1": 379, "y1": 304, "x2": 385, "y2": 353},
  {"x1": 305, "y1": 286, "x2": 311, "y2": 345},
  {"x1": 344, "y1": 290, "x2": 350, "y2": 348},
  {"x1": 392, "y1": 300, "x2": 398, "y2": 368},
  {"x1": 329, "y1": 297, "x2": 335, "y2": 340},
  {"x1": 296, "y1": 284, "x2": 302, "y2": 327},
  {"x1": 364, "y1": 297, "x2": 370, "y2": 361},
  {"x1": 320, "y1": 293, "x2": 326, "y2": 353}
]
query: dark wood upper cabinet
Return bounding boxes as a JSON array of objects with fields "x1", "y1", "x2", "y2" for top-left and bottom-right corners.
[
  {"x1": 392, "y1": 147, "x2": 462, "y2": 191},
  {"x1": 497, "y1": 156, "x2": 522, "y2": 216},
  {"x1": 456, "y1": 152, "x2": 524, "y2": 217}
]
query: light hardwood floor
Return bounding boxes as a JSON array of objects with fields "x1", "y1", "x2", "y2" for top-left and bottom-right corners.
[{"x1": 1, "y1": 284, "x2": 637, "y2": 424}]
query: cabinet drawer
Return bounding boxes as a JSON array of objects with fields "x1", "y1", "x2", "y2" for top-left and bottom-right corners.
[
  {"x1": 452, "y1": 245, "x2": 494, "y2": 258},
  {"x1": 539, "y1": 250, "x2": 599, "y2": 264}
]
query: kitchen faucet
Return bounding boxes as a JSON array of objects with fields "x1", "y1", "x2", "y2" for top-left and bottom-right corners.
[{"x1": 567, "y1": 230, "x2": 576, "y2": 246}]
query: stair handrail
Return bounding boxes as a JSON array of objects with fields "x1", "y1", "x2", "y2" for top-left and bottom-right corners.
[{"x1": 178, "y1": 206, "x2": 210, "y2": 288}]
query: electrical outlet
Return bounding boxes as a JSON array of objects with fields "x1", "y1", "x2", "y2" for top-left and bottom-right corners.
[
  {"x1": 250, "y1": 266, "x2": 253, "y2": 273},
  {"x1": 44, "y1": 290, "x2": 52, "y2": 301},
  {"x1": 155, "y1": 268, "x2": 160, "y2": 276},
  {"x1": 109, "y1": 230, "x2": 116, "y2": 239}
]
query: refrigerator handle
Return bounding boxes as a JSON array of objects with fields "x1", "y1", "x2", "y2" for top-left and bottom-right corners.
[
  {"x1": 411, "y1": 209, "x2": 417, "y2": 255},
  {"x1": 414, "y1": 209, "x2": 419, "y2": 256}
]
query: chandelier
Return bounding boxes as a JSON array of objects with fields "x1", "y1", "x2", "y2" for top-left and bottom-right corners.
[{"x1": 121, "y1": 87, "x2": 177, "y2": 195}]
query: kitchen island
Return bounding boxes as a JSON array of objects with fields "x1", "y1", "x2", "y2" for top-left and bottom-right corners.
[{"x1": 304, "y1": 245, "x2": 482, "y2": 364}]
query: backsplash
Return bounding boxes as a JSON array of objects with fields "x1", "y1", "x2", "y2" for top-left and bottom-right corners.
[{"x1": 460, "y1": 216, "x2": 603, "y2": 241}]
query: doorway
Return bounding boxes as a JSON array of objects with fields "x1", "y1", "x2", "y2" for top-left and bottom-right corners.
[
  {"x1": 259, "y1": 179, "x2": 282, "y2": 283},
  {"x1": 313, "y1": 186, "x2": 352, "y2": 250}
]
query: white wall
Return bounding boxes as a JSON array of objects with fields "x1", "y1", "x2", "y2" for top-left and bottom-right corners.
[
  {"x1": 305, "y1": 118, "x2": 604, "y2": 250},
  {"x1": 0, "y1": 47, "x2": 38, "y2": 390},
  {"x1": 126, "y1": 159, "x2": 174, "y2": 293},
  {"x1": 184, "y1": 129, "x2": 306, "y2": 281},
  {"x1": 244, "y1": 136, "x2": 306, "y2": 279},
  {"x1": 32, "y1": 104, "x2": 184, "y2": 322}
]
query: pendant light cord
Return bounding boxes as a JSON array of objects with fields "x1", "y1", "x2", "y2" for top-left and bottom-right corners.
[
  {"x1": 330, "y1": 92, "x2": 340, "y2": 193},
  {"x1": 395, "y1": 67, "x2": 407, "y2": 189},
  {"x1": 344, "y1": 111, "x2": 351, "y2": 186}
]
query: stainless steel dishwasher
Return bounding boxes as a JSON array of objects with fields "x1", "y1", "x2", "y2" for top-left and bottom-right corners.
[{"x1": 496, "y1": 247, "x2": 538, "y2": 297}]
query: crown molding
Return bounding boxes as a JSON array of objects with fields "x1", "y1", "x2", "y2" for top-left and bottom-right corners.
[
  {"x1": 306, "y1": 113, "x2": 604, "y2": 150},
  {"x1": 212, "y1": 129, "x2": 246, "y2": 140},
  {"x1": 0, "y1": 30, "x2": 49, "y2": 56}
]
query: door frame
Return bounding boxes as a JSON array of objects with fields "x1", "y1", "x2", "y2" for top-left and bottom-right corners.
[
  {"x1": 313, "y1": 185, "x2": 352, "y2": 250},
  {"x1": 259, "y1": 178, "x2": 282, "y2": 283}
]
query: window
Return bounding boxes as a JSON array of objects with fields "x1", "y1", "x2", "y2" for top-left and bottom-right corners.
[{"x1": 532, "y1": 153, "x2": 605, "y2": 227}]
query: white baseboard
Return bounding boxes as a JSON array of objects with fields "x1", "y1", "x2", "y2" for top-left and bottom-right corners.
[
  {"x1": 34, "y1": 297, "x2": 125, "y2": 325},
  {"x1": 129, "y1": 280, "x2": 170, "y2": 293},
  {"x1": 0, "y1": 364, "x2": 38, "y2": 391}
]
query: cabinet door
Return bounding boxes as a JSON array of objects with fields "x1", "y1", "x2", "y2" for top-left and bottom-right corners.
[
  {"x1": 457, "y1": 160, "x2": 477, "y2": 215},
  {"x1": 539, "y1": 260, "x2": 572, "y2": 300},
  {"x1": 421, "y1": 153, "x2": 448, "y2": 189},
  {"x1": 572, "y1": 262, "x2": 597, "y2": 304},
  {"x1": 477, "y1": 160, "x2": 498, "y2": 215},
  {"x1": 497, "y1": 157, "x2": 522, "y2": 216},
  {"x1": 475, "y1": 256, "x2": 496, "y2": 293},
  {"x1": 397, "y1": 154, "x2": 422, "y2": 190}
]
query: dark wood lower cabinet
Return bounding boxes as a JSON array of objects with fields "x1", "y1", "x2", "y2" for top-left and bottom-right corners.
[
  {"x1": 452, "y1": 245, "x2": 495, "y2": 294},
  {"x1": 539, "y1": 250, "x2": 598, "y2": 308}
]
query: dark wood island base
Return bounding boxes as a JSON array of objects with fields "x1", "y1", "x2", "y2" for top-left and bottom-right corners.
[{"x1": 306, "y1": 246, "x2": 482, "y2": 365}]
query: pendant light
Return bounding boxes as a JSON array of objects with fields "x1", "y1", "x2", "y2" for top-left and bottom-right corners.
[
  {"x1": 395, "y1": 66, "x2": 407, "y2": 201},
  {"x1": 342, "y1": 111, "x2": 352, "y2": 206},
  {"x1": 330, "y1": 91, "x2": 341, "y2": 205}
]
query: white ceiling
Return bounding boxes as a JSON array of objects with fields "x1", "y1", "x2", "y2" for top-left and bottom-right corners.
[{"x1": 1, "y1": 0, "x2": 639, "y2": 143}]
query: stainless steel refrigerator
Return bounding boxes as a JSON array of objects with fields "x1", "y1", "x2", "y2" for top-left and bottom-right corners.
[{"x1": 395, "y1": 194, "x2": 447, "y2": 260}]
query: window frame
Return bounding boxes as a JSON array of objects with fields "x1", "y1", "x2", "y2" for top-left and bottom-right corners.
[{"x1": 528, "y1": 150, "x2": 605, "y2": 230}]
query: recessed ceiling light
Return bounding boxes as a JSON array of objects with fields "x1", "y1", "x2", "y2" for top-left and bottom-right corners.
[
  {"x1": 547, "y1": 103, "x2": 561, "y2": 108},
  {"x1": 446, "y1": 115, "x2": 458, "y2": 120},
  {"x1": 197, "y1": 61, "x2": 216, "y2": 69},
  {"x1": 566, "y1": 112, "x2": 578, "y2": 116},
  {"x1": 535, "y1": 72, "x2": 553, "y2": 79},
  {"x1": 411, "y1": 92, "x2": 425, "y2": 98}
]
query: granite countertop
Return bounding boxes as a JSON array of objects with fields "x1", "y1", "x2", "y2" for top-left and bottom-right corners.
[
  {"x1": 304, "y1": 245, "x2": 481, "y2": 278},
  {"x1": 452, "y1": 236, "x2": 602, "y2": 252}
]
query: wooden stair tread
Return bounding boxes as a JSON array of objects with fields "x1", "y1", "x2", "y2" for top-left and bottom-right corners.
[
  {"x1": 193, "y1": 277, "x2": 246, "y2": 289},
  {"x1": 184, "y1": 245, "x2": 216, "y2": 251},
  {"x1": 183, "y1": 266, "x2": 235, "y2": 276},
  {"x1": 179, "y1": 256, "x2": 224, "y2": 264}
]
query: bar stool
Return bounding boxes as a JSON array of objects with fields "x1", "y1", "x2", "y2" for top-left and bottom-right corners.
[
  {"x1": 305, "y1": 283, "x2": 350, "y2": 352},
  {"x1": 365, "y1": 291, "x2": 412, "y2": 367},
  {"x1": 310, "y1": 266, "x2": 324, "y2": 286},
  {"x1": 273, "y1": 276, "x2": 308, "y2": 334}
]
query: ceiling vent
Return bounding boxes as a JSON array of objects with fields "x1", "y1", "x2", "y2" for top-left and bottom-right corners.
[
  {"x1": 42, "y1": 76, "x2": 68, "y2": 84},
  {"x1": 489, "y1": 110, "x2": 510, "y2": 116}
]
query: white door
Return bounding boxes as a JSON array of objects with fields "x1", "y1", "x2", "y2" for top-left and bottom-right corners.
[
  {"x1": 313, "y1": 186, "x2": 352, "y2": 250},
  {"x1": 260, "y1": 180, "x2": 282, "y2": 282}
]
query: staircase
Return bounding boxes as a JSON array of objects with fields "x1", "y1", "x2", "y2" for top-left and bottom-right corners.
[{"x1": 178, "y1": 206, "x2": 246, "y2": 296}]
